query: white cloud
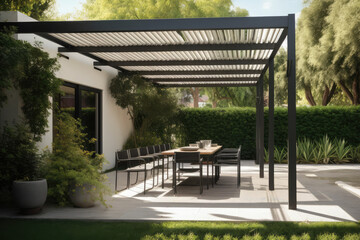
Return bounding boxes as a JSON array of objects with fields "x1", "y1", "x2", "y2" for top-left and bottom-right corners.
[{"x1": 262, "y1": 1, "x2": 272, "y2": 10}]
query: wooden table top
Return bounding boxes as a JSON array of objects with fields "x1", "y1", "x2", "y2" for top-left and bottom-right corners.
[{"x1": 161, "y1": 145, "x2": 222, "y2": 155}]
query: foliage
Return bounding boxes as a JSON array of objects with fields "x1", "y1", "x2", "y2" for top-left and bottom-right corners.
[
  {"x1": 317, "y1": 135, "x2": 335, "y2": 164},
  {"x1": 82, "y1": 0, "x2": 248, "y2": 20},
  {"x1": 0, "y1": 32, "x2": 61, "y2": 140},
  {"x1": 3, "y1": 220, "x2": 360, "y2": 240},
  {"x1": 0, "y1": 123, "x2": 46, "y2": 192},
  {"x1": 46, "y1": 112, "x2": 110, "y2": 207},
  {"x1": 0, "y1": 0, "x2": 54, "y2": 20},
  {"x1": 297, "y1": 0, "x2": 360, "y2": 105},
  {"x1": 349, "y1": 145, "x2": 360, "y2": 163},
  {"x1": 297, "y1": 138, "x2": 314, "y2": 163},
  {"x1": 333, "y1": 138, "x2": 352, "y2": 163},
  {"x1": 274, "y1": 147, "x2": 287, "y2": 164},
  {"x1": 178, "y1": 106, "x2": 360, "y2": 159},
  {"x1": 110, "y1": 73, "x2": 180, "y2": 148}
]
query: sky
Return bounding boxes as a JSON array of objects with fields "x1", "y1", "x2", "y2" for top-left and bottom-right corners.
[{"x1": 56, "y1": 0, "x2": 304, "y2": 17}]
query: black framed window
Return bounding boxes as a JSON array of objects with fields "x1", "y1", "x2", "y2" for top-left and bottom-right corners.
[{"x1": 55, "y1": 82, "x2": 102, "y2": 154}]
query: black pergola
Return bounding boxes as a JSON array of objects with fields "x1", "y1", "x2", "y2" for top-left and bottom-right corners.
[{"x1": 1, "y1": 14, "x2": 297, "y2": 209}]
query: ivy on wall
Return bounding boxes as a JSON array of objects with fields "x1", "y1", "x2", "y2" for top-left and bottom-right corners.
[{"x1": 0, "y1": 31, "x2": 61, "y2": 140}]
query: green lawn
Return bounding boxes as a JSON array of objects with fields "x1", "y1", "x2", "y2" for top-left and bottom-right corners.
[{"x1": 1, "y1": 220, "x2": 359, "y2": 240}]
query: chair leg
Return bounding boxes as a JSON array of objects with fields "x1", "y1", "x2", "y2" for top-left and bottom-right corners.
[
  {"x1": 126, "y1": 172, "x2": 130, "y2": 189},
  {"x1": 211, "y1": 159, "x2": 214, "y2": 188},
  {"x1": 144, "y1": 170, "x2": 147, "y2": 194},
  {"x1": 237, "y1": 163, "x2": 240, "y2": 188},
  {"x1": 162, "y1": 157, "x2": 165, "y2": 189},
  {"x1": 200, "y1": 163, "x2": 203, "y2": 194},
  {"x1": 173, "y1": 161, "x2": 177, "y2": 194},
  {"x1": 166, "y1": 158, "x2": 169, "y2": 179},
  {"x1": 135, "y1": 172, "x2": 139, "y2": 184},
  {"x1": 207, "y1": 159, "x2": 209, "y2": 190},
  {"x1": 115, "y1": 161, "x2": 118, "y2": 192}
]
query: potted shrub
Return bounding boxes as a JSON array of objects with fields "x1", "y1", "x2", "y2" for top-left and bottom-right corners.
[
  {"x1": 0, "y1": 123, "x2": 48, "y2": 214},
  {"x1": 46, "y1": 112, "x2": 110, "y2": 207}
]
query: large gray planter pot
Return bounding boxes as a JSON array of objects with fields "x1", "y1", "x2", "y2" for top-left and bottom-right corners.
[
  {"x1": 69, "y1": 184, "x2": 95, "y2": 208},
  {"x1": 13, "y1": 179, "x2": 47, "y2": 214}
]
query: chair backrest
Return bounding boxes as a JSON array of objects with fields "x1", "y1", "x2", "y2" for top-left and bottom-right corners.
[
  {"x1": 160, "y1": 144, "x2": 166, "y2": 151},
  {"x1": 129, "y1": 148, "x2": 140, "y2": 158},
  {"x1": 116, "y1": 150, "x2": 128, "y2": 161},
  {"x1": 175, "y1": 152, "x2": 200, "y2": 164},
  {"x1": 166, "y1": 143, "x2": 171, "y2": 150},
  {"x1": 154, "y1": 145, "x2": 161, "y2": 153},
  {"x1": 139, "y1": 147, "x2": 148, "y2": 156},
  {"x1": 147, "y1": 145, "x2": 155, "y2": 154}
]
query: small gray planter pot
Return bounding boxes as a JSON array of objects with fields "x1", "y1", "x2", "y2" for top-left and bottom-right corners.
[
  {"x1": 13, "y1": 179, "x2": 47, "y2": 214},
  {"x1": 69, "y1": 184, "x2": 95, "y2": 208}
]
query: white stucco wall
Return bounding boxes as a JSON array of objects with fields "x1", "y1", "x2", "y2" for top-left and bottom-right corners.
[{"x1": 0, "y1": 11, "x2": 133, "y2": 170}]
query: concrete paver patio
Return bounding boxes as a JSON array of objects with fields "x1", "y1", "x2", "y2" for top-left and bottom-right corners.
[{"x1": 1, "y1": 161, "x2": 360, "y2": 222}]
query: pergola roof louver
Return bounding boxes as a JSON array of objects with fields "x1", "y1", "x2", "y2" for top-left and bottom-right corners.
[
  {"x1": 1, "y1": 15, "x2": 297, "y2": 210},
  {"x1": 2, "y1": 16, "x2": 288, "y2": 87}
]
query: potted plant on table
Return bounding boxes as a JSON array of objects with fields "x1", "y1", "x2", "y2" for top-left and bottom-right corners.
[
  {"x1": 46, "y1": 112, "x2": 110, "y2": 208},
  {"x1": 0, "y1": 123, "x2": 48, "y2": 214}
]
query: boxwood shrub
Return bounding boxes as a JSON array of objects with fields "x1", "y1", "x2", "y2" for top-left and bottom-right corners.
[{"x1": 177, "y1": 106, "x2": 360, "y2": 159}]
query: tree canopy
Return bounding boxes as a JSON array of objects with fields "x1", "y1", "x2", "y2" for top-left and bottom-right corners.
[
  {"x1": 0, "y1": 0, "x2": 54, "y2": 20},
  {"x1": 296, "y1": 0, "x2": 360, "y2": 105}
]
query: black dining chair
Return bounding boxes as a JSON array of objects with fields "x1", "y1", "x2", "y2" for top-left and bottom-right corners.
[
  {"x1": 115, "y1": 150, "x2": 155, "y2": 194},
  {"x1": 214, "y1": 145, "x2": 241, "y2": 188},
  {"x1": 173, "y1": 151, "x2": 203, "y2": 194}
]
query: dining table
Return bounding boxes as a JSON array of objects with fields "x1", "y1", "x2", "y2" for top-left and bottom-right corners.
[{"x1": 162, "y1": 145, "x2": 222, "y2": 190}]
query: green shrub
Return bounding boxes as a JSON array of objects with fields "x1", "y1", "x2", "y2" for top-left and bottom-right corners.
[
  {"x1": 274, "y1": 147, "x2": 287, "y2": 163},
  {"x1": 46, "y1": 112, "x2": 110, "y2": 207},
  {"x1": 333, "y1": 139, "x2": 351, "y2": 164},
  {"x1": 297, "y1": 138, "x2": 314, "y2": 163},
  {"x1": 178, "y1": 106, "x2": 360, "y2": 159},
  {"x1": 0, "y1": 123, "x2": 46, "y2": 193}
]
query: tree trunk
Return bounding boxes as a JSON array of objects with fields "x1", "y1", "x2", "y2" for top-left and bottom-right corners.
[
  {"x1": 212, "y1": 100, "x2": 217, "y2": 108},
  {"x1": 352, "y1": 78, "x2": 359, "y2": 105},
  {"x1": 338, "y1": 80, "x2": 354, "y2": 104},
  {"x1": 193, "y1": 87, "x2": 199, "y2": 108},
  {"x1": 305, "y1": 86, "x2": 316, "y2": 106},
  {"x1": 322, "y1": 82, "x2": 336, "y2": 106}
]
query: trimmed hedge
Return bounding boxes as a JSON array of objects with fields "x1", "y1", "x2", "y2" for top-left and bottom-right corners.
[{"x1": 178, "y1": 106, "x2": 360, "y2": 159}]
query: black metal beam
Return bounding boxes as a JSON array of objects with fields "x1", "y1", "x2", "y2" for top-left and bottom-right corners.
[
  {"x1": 151, "y1": 77, "x2": 258, "y2": 82},
  {"x1": 138, "y1": 70, "x2": 261, "y2": 75},
  {"x1": 0, "y1": 16, "x2": 289, "y2": 33},
  {"x1": 94, "y1": 59, "x2": 268, "y2": 66},
  {"x1": 59, "y1": 43, "x2": 275, "y2": 53},
  {"x1": 268, "y1": 57, "x2": 275, "y2": 191},
  {"x1": 161, "y1": 83, "x2": 257, "y2": 88},
  {"x1": 259, "y1": 76, "x2": 264, "y2": 178},
  {"x1": 287, "y1": 14, "x2": 297, "y2": 210}
]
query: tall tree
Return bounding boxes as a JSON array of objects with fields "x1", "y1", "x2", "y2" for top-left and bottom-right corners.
[
  {"x1": 82, "y1": 0, "x2": 248, "y2": 108},
  {"x1": 296, "y1": 0, "x2": 337, "y2": 106},
  {"x1": 311, "y1": 0, "x2": 360, "y2": 105},
  {"x1": 0, "y1": 0, "x2": 54, "y2": 20}
]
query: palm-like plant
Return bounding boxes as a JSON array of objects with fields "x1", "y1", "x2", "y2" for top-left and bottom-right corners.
[
  {"x1": 333, "y1": 139, "x2": 351, "y2": 164},
  {"x1": 318, "y1": 135, "x2": 335, "y2": 164},
  {"x1": 297, "y1": 138, "x2": 314, "y2": 163},
  {"x1": 264, "y1": 148, "x2": 269, "y2": 163},
  {"x1": 274, "y1": 147, "x2": 287, "y2": 163}
]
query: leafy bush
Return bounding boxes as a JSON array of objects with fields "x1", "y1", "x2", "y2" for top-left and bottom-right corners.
[
  {"x1": 297, "y1": 138, "x2": 314, "y2": 163},
  {"x1": 0, "y1": 123, "x2": 46, "y2": 193},
  {"x1": 46, "y1": 113, "x2": 110, "y2": 207},
  {"x1": 274, "y1": 147, "x2": 287, "y2": 163},
  {"x1": 178, "y1": 106, "x2": 360, "y2": 159},
  {"x1": 318, "y1": 135, "x2": 335, "y2": 164},
  {"x1": 333, "y1": 139, "x2": 351, "y2": 164}
]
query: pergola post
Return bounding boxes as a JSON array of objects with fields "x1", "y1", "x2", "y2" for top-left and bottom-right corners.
[
  {"x1": 288, "y1": 14, "x2": 297, "y2": 210},
  {"x1": 269, "y1": 58, "x2": 275, "y2": 190},
  {"x1": 256, "y1": 84, "x2": 260, "y2": 165},
  {"x1": 257, "y1": 77, "x2": 264, "y2": 178}
]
